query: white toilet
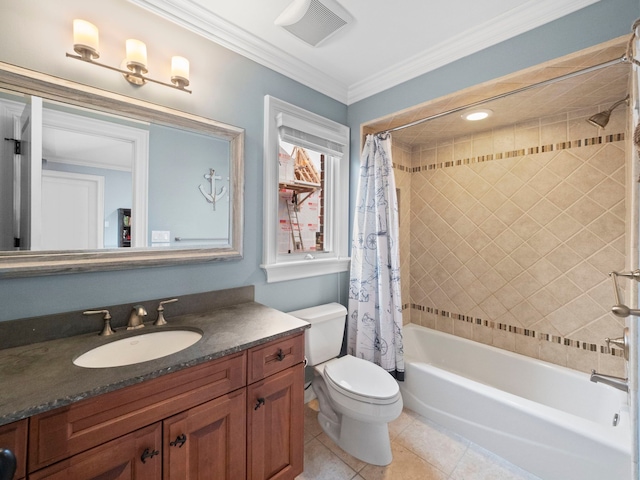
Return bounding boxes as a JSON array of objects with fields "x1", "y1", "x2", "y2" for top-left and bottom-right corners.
[{"x1": 288, "y1": 303, "x2": 403, "y2": 466}]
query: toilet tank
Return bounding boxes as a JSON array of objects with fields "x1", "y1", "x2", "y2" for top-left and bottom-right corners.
[{"x1": 288, "y1": 303, "x2": 348, "y2": 366}]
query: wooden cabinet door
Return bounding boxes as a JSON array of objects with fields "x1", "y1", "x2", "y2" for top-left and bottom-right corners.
[
  {"x1": 29, "y1": 423, "x2": 161, "y2": 480},
  {"x1": 0, "y1": 419, "x2": 27, "y2": 480},
  {"x1": 164, "y1": 388, "x2": 246, "y2": 480},
  {"x1": 247, "y1": 365, "x2": 304, "y2": 480}
]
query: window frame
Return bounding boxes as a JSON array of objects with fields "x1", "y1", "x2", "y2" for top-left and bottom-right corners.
[{"x1": 262, "y1": 95, "x2": 350, "y2": 283}]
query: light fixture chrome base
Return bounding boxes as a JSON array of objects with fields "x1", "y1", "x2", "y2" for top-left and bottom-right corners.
[
  {"x1": 66, "y1": 52, "x2": 192, "y2": 94},
  {"x1": 122, "y1": 61, "x2": 148, "y2": 86},
  {"x1": 171, "y1": 75, "x2": 190, "y2": 89},
  {"x1": 73, "y1": 45, "x2": 99, "y2": 61}
]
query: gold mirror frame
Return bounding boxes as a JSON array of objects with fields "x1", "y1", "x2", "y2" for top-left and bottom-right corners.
[{"x1": 0, "y1": 62, "x2": 244, "y2": 277}]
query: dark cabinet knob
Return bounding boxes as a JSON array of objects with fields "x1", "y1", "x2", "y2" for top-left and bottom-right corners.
[
  {"x1": 276, "y1": 349, "x2": 286, "y2": 361},
  {"x1": 170, "y1": 434, "x2": 187, "y2": 448},
  {"x1": 254, "y1": 397, "x2": 266, "y2": 410},
  {"x1": 140, "y1": 447, "x2": 160, "y2": 464},
  {"x1": 0, "y1": 449, "x2": 16, "y2": 480}
]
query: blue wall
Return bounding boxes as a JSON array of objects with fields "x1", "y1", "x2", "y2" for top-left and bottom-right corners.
[
  {"x1": 148, "y1": 124, "x2": 231, "y2": 245},
  {"x1": 0, "y1": 0, "x2": 636, "y2": 322}
]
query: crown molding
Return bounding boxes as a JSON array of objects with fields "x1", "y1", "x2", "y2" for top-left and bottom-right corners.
[
  {"x1": 130, "y1": 0, "x2": 599, "y2": 106},
  {"x1": 129, "y1": 0, "x2": 349, "y2": 103},
  {"x1": 347, "y1": 0, "x2": 600, "y2": 104}
]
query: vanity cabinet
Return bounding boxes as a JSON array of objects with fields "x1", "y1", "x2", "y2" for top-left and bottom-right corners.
[
  {"x1": 0, "y1": 419, "x2": 27, "y2": 479},
  {"x1": 28, "y1": 351, "x2": 246, "y2": 477},
  {"x1": 21, "y1": 331, "x2": 305, "y2": 480}
]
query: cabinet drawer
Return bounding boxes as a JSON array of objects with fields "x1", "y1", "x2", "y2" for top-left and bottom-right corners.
[
  {"x1": 28, "y1": 351, "x2": 246, "y2": 472},
  {"x1": 29, "y1": 423, "x2": 161, "y2": 480},
  {"x1": 247, "y1": 333, "x2": 304, "y2": 384},
  {"x1": 0, "y1": 419, "x2": 27, "y2": 480}
]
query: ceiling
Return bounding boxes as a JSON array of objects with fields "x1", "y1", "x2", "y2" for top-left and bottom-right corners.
[
  {"x1": 129, "y1": 0, "x2": 600, "y2": 104},
  {"x1": 43, "y1": 127, "x2": 133, "y2": 171},
  {"x1": 360, "y1": 34, "x2": 630, "y2": 147},
  {"x1": 391, "y1": 60, "x2": 630, "y2": 147}
]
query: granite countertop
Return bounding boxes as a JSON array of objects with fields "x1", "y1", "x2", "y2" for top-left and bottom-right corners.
[{"x1": 0, "y1": 301, "x2": 309, "y2": 426}]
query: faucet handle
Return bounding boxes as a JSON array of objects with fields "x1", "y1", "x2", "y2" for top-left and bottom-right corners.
[
  {"x1": 154, "y1": 298, "x2": 178, "y2": 326},
  {"x1": 83, "y1": 309, "x2": 115, "y2": 336},
  {"x1": 605, "y1": 327, "x2": 629, "y2": 360}
]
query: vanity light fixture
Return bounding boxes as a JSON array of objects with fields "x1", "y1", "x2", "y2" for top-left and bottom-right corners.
[
  {"x1": 462, "y1": 109, "x2": 493, "y2": 121},
  {"x1": 67, "y1": 19, "x2": 192, "y2": 93}
]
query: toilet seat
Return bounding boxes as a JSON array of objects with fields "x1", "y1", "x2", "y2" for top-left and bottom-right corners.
[{"x1": 322, "y1": 355, "x2": 400, "y2": 405}]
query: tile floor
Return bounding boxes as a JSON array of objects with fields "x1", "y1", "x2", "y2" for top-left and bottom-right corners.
[{"x1": 297, "y1": 400, "x2": 541, "y2": 480}]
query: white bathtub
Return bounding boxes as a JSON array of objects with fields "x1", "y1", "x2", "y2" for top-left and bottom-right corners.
[{"x1": 400, "y1": 323, "x2": 631, "y2": 480}]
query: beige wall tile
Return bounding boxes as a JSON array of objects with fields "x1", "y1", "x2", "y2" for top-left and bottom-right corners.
[
  {"x1": 453, "y1": 319, "x2": 474, "y2": 340},
  {"x1": 472, "y1": 134, "x2": 494, "y2": 157},
  {"x1": 568, "y1": 115, "x2": 599, "y2": 140},
  {"x1": 515, "y1": 334, "x2": 539, "y2": 358},
  {"x1": 539, "y1": 341, "x2": 568, "y2": 366},
  {"x1": 435, "y1": 316, "x2": 454, "y2": 334},
  {"x1": 514, "y1": 126, "x2": 539, "y2": 150},
  {"x1": 473, "y1": 323, "x2": 493, "y2": 345},
  {"x1": 492, "y1": 328, "x2": 516, "y2": 351},
  {"x1": 598, "y1": 351, "x2": 626, "y2": 378},
  {"x1": 493, "y1": 126, "x2": 515, "y2": 153},
  {"x1": 454, "y1": 139, "x2": 472, "y2": 160},
  {"x1": 406, "y1": 119, "x2": 627, "y2": 373},
  {"x1": 540, "y1": 121, "x2": 567, "y2": 145},
  {"x1": 566, "y1": 348, "x2": 596, "y2": 373}
]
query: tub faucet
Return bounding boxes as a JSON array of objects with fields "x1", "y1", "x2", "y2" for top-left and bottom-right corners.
[
  {"x1": 590, "y1": 370, "x2": 628, "y2": 393},
  {"x1": 127, "y1": 304, "x2": 147, "y2": 330}
]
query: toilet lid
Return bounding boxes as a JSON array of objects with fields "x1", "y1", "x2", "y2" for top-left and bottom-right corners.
[{"x1": 323, "y1": 355, "x2": 400, "y2": 400}]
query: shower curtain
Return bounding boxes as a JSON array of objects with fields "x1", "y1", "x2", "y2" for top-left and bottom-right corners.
[{"x1": 348, "y1": 133, "x2": 404, "y2": 380}]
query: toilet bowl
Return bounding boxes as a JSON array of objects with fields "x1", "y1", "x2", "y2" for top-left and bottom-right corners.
[{"x1": 288, "y1": 303, "x2": 403, "y2": 466}]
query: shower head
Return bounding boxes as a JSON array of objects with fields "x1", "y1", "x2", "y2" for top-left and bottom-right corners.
[{"x1": 587, "y1": 95, "x2": 629, "y2": 128}]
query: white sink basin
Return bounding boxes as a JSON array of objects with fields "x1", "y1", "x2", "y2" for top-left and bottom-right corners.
[{"x1": 73, "y1": 329, "x2": 203, "y2": 368}]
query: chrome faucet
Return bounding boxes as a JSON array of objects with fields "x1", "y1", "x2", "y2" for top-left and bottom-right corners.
[
  {"x1": 127, "y1": 304, "x2": 148, "y2": 330},
  {"x1": 590, "y1": 370, "x2": 628, "y2": 393}
]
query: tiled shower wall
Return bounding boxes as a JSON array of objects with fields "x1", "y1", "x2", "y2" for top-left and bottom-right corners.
[
  {"x1": 395, "y1": 106, "x2": 628, "y2": 376},
  {"x1": 392, "y1": 142, "x2": 412, "y2": 325}
]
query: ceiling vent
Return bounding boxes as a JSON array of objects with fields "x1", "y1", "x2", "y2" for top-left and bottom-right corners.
[{"x1": 274, "y1": 0, "x2": 353, "y2": 47}]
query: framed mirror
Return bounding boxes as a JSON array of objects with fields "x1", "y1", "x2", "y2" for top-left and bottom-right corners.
[{"x1": 0, "y1": 62, "x2": 244, "y2": 277}]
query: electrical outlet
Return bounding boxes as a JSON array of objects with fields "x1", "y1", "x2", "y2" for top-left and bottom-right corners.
[{"x1": 151, "y1": 230, "x2": 170, "y2": 242}]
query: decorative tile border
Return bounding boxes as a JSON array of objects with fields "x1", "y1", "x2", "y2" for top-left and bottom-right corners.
[
  {"x1": 399, "y1": 133, "x2": 625, "y2": 173},
  {"x1": 410, "y1": 303, "x2": 623, "y2": 357},
  {"x1": 392, "y1": 162, "x2": 408, "y2": 171}
]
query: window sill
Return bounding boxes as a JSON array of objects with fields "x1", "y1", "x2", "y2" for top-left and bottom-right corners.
[{"x1": 261, "y1": 257, "x2": 350, "y2": 283}]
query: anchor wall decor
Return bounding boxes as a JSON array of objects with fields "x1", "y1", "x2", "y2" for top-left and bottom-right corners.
[{"x1": 198, "y1": 168, "x2": 227, "y2": 210}]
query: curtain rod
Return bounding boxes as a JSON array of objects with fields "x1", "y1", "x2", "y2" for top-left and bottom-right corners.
[{"x1": 376, "y1": 56, "x2": 629, "y2": 136}]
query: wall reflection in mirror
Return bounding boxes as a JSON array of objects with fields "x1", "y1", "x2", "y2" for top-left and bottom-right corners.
[{"x1": 0, "y1": 91, "x2": 230, "y2": 253}]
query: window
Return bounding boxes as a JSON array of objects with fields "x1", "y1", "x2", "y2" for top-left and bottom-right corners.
[{"x1": 262, "y1": 95, "x2": 350, "y2": 283}]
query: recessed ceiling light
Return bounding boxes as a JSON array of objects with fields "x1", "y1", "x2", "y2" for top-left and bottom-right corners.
[{"x1": 462, "y1": 109, "x2": 493, "y2": 121}]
